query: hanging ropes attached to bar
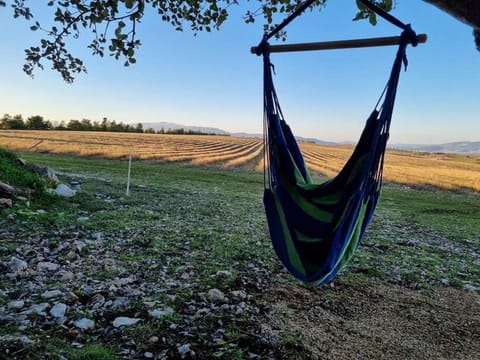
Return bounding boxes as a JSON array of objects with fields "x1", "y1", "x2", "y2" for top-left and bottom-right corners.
[
  {"x1": 251, "y1": 0, "x2": 427, "y2": 55},
  {"x1": 251, "y1": 33, "x2": 427, "y2": 54}
]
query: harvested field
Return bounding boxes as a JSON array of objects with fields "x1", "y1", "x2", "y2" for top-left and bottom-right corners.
[{"x1": 0, "y1": 130, "x2": 479, "y2": 191}]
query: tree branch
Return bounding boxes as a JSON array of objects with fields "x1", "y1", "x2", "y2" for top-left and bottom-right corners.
[{"x1": 423, "y1": 0, "x2": 480, "y2": 50}]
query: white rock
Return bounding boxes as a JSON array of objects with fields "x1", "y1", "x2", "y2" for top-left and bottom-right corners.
[
  {"x1": 23, "y1": 302, "x2": 49, "y2": 316},
  {"x1": 112, "y1": 316, "x2": 141, "y2": 328},
  {"x1": 74, "y1": 318, "x2": 95, "y2": 330},
  {"x1": 50, "y1": 303, "x2": 67, "y2": 318},
  {"x1": 464, "y1": 283, "x2": 478, "y2": 292},
  {"x1": 112, "y1": 276, "x2": 136, "y2": 287},
  {"x1": 0, "y1": 198, "x2": 12, "y2": 207},
  {"x1": 7, "y1": 300, "x2": 25, "y2": 310},
  {"x1": 149, "y1": 307, "x2": 174, "y2": 319},
  {"x1": 35, "y1": 303, "x2": 50, "y2": 315},
  {"x1": 92, "y1": 232, "x2": 103, "y2": 242},
  {"x1": 148, "y1": 336, "x2": 159, "y2": 343},
  {"x1": 213, "y1": 270, "x2": 232, "y2": 278},
  {"x1": 57, "y1": 270, "x2": 75, "y2": 281},
  {"x1": 177, "y1": 343, "x2": 192, "y2": 358},
  {"x1": 37, "y1": 261, "x2": 60, "y2": 272},
  {"x1": 0, "y1": 335, "x2": 35, "y2": 345},
  {"x1": 231, "y1": 290, "x2": 247, "y2": 300},
  {"x1": 207, "y1": 288, "x2": 225, "y2": 302},
  {"x1": 54, "y1": 183, "x2": 76, "y2": 197},
  {"x1": 144, "y1": 352, "x2": 154, "y2": 359},
  {"x1": 9, "y1": 256, "x2": 28, "y2": 273},
  {"x1": 111, "y1": 297, "x2": 130, "y2": 309},
  {"x1": 41, "y1": 289, "x2": 63, "y2": 299}
]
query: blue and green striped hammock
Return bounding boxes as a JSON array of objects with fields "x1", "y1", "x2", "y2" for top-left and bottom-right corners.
[{"x1": 257, "y1": 0, "x2": 422, "y2": 285}]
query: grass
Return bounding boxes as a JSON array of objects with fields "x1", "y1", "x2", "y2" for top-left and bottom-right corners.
[
  {"x1": 0, "y1": 150, "x2": 479, "y2": 359},
  {"x1": 0, "y1": 147, "x2": 46, "y2": 195}
]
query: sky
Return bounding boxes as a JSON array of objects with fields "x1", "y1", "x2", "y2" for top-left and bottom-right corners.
[{"x1": 0, "y1": 1, "x2": 479, "y2": 144}]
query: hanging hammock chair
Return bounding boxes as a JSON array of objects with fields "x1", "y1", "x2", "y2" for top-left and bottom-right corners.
[{"x1": 253, "y1": 0, "x2": 425, "y2": 285}]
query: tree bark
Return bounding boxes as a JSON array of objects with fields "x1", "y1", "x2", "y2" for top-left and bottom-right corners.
[{"x1": 423, "y1": 0, "x2": 480, "y2": 50}]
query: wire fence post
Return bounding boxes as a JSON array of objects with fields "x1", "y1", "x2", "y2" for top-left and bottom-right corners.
[{"x1": 126, "y1": 148, "x2": 132, "y2": 196}]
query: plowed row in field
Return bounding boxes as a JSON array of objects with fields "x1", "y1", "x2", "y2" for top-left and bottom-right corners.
[{"x1": 1, "y1": 130, "x2": 479, "y2": 191}]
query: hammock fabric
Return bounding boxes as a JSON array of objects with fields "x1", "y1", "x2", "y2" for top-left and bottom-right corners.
[{"x1": 259, "y1": 1, "x2": 419, "y2": 285}]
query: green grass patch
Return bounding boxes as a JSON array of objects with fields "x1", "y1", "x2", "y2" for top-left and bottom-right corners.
[{"x1": 0, "y1": 147, "x2": 46, "y2": 195}]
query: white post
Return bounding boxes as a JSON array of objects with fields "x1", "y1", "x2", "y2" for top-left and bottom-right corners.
[{"x1": 126, "y1": 148, "x2": 132, "y2": 196}]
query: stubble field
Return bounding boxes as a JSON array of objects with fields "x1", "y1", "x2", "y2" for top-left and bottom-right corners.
[{"x1": 0, "y1": 130, "x2": 479, "y2": 192}]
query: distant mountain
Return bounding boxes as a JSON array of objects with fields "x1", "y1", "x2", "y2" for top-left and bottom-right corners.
[
  {"x1": 389, "y1": 141, "x2": 480, "y2": 155},
  {"x1": 232, "y1": 132, "x2": 336, "y2": 145},
  {"x1": 139, "y1": 123, "x2": 479, "y2": 155},
  {"x1": 141, "y1": 122, "x2": 229, "y2": 135},
  {"x1": 295, "y1": 136, "x2": 338, "y2": 146},
  {"x1": 231, "y1": 132, "x2": 263, "y2": 138}
]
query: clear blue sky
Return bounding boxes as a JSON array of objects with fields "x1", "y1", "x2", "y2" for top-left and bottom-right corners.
[{"x1": 0, "y1": 1, "x2": 479, "y2": 144}]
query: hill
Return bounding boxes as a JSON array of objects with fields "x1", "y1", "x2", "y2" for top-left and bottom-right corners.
[
  {"x1": 140, "y1": 122, "x2": 229, "y2": 135},
  {"x1": 390, "y1": 141, "x2": 480, "y2": 155}
]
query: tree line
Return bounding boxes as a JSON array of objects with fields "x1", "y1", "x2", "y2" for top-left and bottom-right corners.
[{"x1": 0, "y1": 114, "x2": 223, "y2": 136}]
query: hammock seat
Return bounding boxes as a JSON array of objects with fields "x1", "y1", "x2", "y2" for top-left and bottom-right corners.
[{"x1": 259, "y1": 2, "x2": 420, "y2": 285}]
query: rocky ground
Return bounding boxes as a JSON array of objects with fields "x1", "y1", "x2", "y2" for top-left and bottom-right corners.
[{"x1": 0, "y1": 158, "x2": 479, "y2": 359}]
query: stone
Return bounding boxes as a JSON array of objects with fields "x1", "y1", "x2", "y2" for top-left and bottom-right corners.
[
  {"x1": 67, "y1": 292, "x2": 79, "y2": 302},
  {"x1": 7, "y1": 300, "x2": 25, "y2": 310},
  {"x1": 231, "y1": 290, "x2": 247, "y2": 300},
  {"x1": 57, "y1": 270, "x2": 75, "y2": 281},
  {"x1": 9, "y1": 256, "x2": 28, "y2": 273},
  {"x1": 74, "y1": 318, "x2": 95, "y2": 330},
  {"x1": 112, "y1": 317, "x2": 141, "y2": 328},
  {"x1": 110, "y1": 297, "x2": 130, "y2": 309},
  {"x1": 0, "y1": 198, "x2": 13, "y2": 208},
  {"x1": 26, "y1": 163, "x2": 58, "y2": 183},
  {"x1": 112, "y1": 276, "x2": 136, "y2": 287},
  {"x1": 207, "y1": 288, "x2": 225, "y2": 302},
  {"x1": 90, "y1": 293, "x2": 106, "y2": 309},
  {"x1": 24, "y1": 303, "x2": 50, "y2": 316},
  {"x1": 177, "y1": 343, "x2": 192, "y2": 358},
  {"x1": 148, "y1": 336, "x2": 159, "y2": 343},
  {"x1": 0, "y1": 181, "x2": 16, "y2": 194},
  {"x1": 70, "y1": 181, "x2": 81, "y2": 190},
  {"x1": 0, "y1": 335, "x2": 34, "y2": 345},
  {"x1": 41, "y1": 289, "x2": 63, "y2": 299},
  {"x1": 54, "y1": 184, "x2": 76, "y2": 197},
  {"x1": 37, "y1": 261, "x2": 60, "y2": 272},
  {"x1": 213, "y1": 270, "x2": 232, "y2": 278},
  {"x1": 144, "y1": 352, "x2": 154, "y2": 359},
  {"x1": 149, "y1": 307, "x2": 174, "y2": 319},
  {"x1": 464, "y1": 283, "x2": 478, "y2": 292},
  {"x1": 50, "y1": 303, "x2": 67, "y2": 318}
]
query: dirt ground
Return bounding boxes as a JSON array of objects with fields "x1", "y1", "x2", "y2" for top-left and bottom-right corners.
[{"x1": 264, "y1": 279, "x2": 480, "y2": 359}]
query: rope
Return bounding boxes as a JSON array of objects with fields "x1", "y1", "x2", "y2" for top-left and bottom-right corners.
[
  {"x1": 255, "y1": 0, "x2": 418, "y2": 55},
  {"x1": 255, "y1": 0, "x2": 318, "y2": 55},
  {"x1": 357, "y1": 0, "x2": 418, "y2": 46}
]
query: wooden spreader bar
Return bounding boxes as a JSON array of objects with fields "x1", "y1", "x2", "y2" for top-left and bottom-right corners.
[{"x1": 251, "y1": 34, "x2": 427, "y2": 54}]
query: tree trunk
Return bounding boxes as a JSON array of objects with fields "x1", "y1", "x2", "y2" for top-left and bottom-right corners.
[{"x1": 423, "y1": 0, "x2": 480, "y2": 50}]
